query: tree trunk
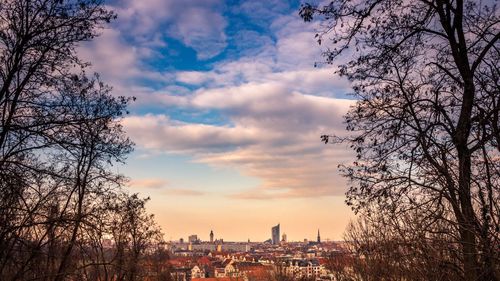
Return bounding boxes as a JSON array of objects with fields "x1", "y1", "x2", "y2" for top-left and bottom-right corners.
[{"x1": 455, "y1": 109, "x2": 479, "y2": 281}]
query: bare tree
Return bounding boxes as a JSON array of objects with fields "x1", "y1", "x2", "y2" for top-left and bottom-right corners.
[
  {"x1": 0, "y1": 1, "x2": 114, "y2": 275},
  {"x1": 323, "y1": 251, "x2": 356, "y2": 281},
  {"x1": 52, "y1": 74, "x2": 133, "y2": 281},
  {"x1": 301, "y1": 1, "x2": 499, "y2": 280},
  {"x1": 0, "y1": 72, "x2": 134, "y2": 280},
  {"x1": 0, "y1": 1, "x2": 168, "y2": 281},
  {"x1": 112, "y1": 194, "x2": 163, "y2": 281},
  {"x1": 341, "y1": 209, "x2": 464, "y2": 281},
  {"x1": 76, "y1": 192, "x2": 165, "y2": 281}
]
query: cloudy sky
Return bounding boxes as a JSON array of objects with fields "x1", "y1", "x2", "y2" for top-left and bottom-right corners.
[{"x1": 80, "y1": 0, "x2": 356, "y2": 242}]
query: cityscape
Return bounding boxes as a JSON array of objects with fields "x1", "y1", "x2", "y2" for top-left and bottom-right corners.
[{"x1": 164, "y1": 225, "x2": 345, "y2": 280}]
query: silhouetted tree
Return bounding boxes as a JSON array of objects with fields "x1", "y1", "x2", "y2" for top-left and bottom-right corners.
[
  {"x1": 110, "y1": 194, "x2": 163, "y2": 281},
  {"x1": 341, "y1": 210, "x2": 464, "y2": 281},
  {"x1": 301, "y1": 1, "x2": 499, "y2": 280},
  {"x1": 0, "y1": 1, "x2": 115, "y2": 275},
  {"x1": 323, "y1": 251, "x2": 356, "y2": 281},
  {"x1": 0, "y1": 1, "x2": 167, "y2": 280}
]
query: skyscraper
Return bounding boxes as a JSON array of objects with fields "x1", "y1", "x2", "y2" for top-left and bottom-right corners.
[{"x1": 272, "y1": 224, "x2": 280, "y2": 245}]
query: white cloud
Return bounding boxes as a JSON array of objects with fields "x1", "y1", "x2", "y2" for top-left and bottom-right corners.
[
  {"x1": 122, "y1": 80, "x2": 355, "y2": 198},
  {"x1": 230, "y1": 30, "x2": 275, "y2": 57},
  {"x1": 113, "y1": 0, "x2": 227, "y2": 60},
  {"x1": 82, "y1": 1, "x2": 356, "y2": 199},
  {"x1": 122, "y1": 114, "x2": 264, "y2": 153},
  {"x1": 233, "y1": 0, "x2": 291, "y2": 26},
  {"x1": 177, "y1": 71, "x2": 212, "y2": 85},
  {"x1": 170, "y1": 6, "x2": 227, "y2": 60},
  {"x1": 78, "y1": 28, "x2": 140, "y2": 81}
]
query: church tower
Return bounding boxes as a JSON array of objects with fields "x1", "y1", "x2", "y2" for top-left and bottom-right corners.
[
  {"x1": 210, "y1": 230, "x2": 214, "y2": 243},
  {"x1": 317, "y1": 229, "x2": 321, "y2": 243}
]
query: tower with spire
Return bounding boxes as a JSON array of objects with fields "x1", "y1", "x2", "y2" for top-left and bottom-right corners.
[
  {"x1": 210, "y1": 230, "x2": 214, "y2": 243},
  {"x1": 317, "y1": 229, "x2": 321, "y2": 243}
]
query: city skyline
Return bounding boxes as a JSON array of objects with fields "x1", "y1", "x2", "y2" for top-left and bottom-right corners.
[{"x1": 171, "y1": 226, "x2": 331, "y2": 243}]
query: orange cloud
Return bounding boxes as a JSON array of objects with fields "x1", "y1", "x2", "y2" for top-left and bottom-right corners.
[{"x1": 129, "y1": 178, "x2": 168, "y2": 189}]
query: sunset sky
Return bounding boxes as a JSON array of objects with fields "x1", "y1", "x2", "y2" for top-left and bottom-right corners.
[{"x1": 79, "y1": 0, "x2": 356, "y2": 242}]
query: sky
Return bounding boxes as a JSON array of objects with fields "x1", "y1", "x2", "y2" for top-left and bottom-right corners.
[{"x1": 78, "y1": 0, "x2": 356, "y2": 242}]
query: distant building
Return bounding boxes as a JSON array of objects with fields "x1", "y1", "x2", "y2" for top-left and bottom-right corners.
[
  {"x1": 190, "y1": 243, "x2": 217, "y2": 252},
  {"x1": 272, "y1": 224, "x2": 280, "y2": 245},
  {"x1": 317, "y1": 229, "x2": 321, "y2": 243},
  {"x1": 170, "y1": 267, "x2": 191, "y2": 281},
  {"x1": 283, "y1": 259, "x2": 324, "y2": 279},
  {"x1": 189, "y1": 235, "x2": 199, "y2": 243},
  {"x1": 221, "y1": 243, "x2": 250, "y2": 252},
  {"x1": 282, "y1": 233, "x2": 287, "y2": 242},
  {"x1": 210, "y1": 230, "x2": 214, "y2": 243}
]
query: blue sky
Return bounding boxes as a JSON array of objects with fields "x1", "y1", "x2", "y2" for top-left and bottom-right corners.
[{"x1": 79, "y1": 0, "x2": 355, "y2": 241}]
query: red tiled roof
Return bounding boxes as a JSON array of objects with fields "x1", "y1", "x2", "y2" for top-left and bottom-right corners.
[
  {"x1": 168, "y1": 257, "x2": 193, "y2": 267},
  {"x1": 318, "y1": 257, "x2": 328, "y2": 265},
  {"x1": 198, "y1": 256, "x2": 212, "y2": 265}
]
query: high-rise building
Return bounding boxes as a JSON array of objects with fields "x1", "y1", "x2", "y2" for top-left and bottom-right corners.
[
  {"x1": 272, "y1": 224, "x2": 280, "y2": 245},
  {"x1": 317, "y1": 229, "x2": 321, "y2": 243},
  {"x1": 282, "y1": 233, "x2": 287, "y2": 242},
  {"x1": 210, "y1": 230, "x2": 214, "y2": 243}
]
